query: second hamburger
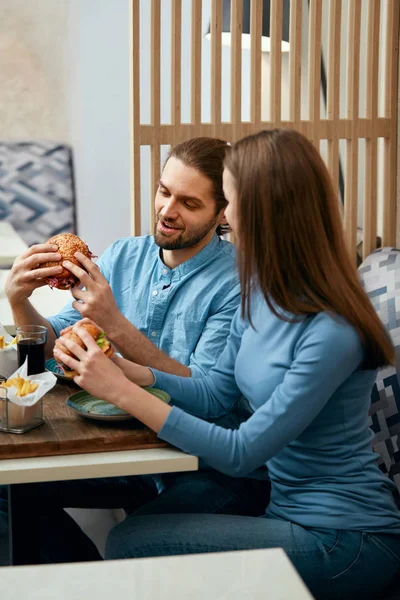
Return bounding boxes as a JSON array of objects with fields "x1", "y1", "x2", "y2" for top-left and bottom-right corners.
[{"x1": 54, "y1": 323, "x2": 114, "y2": 379}]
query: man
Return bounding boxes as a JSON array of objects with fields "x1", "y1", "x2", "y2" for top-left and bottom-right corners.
[
  {"x1": 6, "y1": 138, "x2": 239, "y2": 377},
  {"x1": 2, "y1": 138, "x2": 269, "y2": 564}
]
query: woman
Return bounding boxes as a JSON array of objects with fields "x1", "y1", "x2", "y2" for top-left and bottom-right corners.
[{"x1": 55, "y1": 129, "x2": 400, "y2": 599}]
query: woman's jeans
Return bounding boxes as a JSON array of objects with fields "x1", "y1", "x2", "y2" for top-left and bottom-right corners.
[{"x1": 106, "y1": 513, "x2": 400, "y2": 600}]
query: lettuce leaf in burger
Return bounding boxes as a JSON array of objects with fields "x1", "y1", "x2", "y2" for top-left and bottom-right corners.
[{"x1": 54, "y1": 322, "x2": 114, "y2": 379}]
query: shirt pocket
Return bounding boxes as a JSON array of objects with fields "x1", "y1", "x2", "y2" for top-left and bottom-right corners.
[{"x1": 172, "y1": 319, "x2": 203, "y2": 354}]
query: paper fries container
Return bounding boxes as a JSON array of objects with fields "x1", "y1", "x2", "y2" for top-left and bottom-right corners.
[{"x1": 0, "y1": 359, "x2": 57, "y2": 434}]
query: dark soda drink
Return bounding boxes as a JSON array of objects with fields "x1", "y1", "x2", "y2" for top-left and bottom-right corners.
[{"x1": 17, "y1": 339, "x2": 46, "y2": 375}]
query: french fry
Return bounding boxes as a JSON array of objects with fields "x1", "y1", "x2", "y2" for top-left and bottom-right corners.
[
  {"x1": 19, "y1": 381, "x2": 28, "y2": 397},
  {"x1": 0, "y1": 376, "x2": 19, "y2": 389},
  {"x1": 0, "y1": 375, "x2": 39, "y2": 396},
  {"x1": 0, "y1": 336, "x2": 17, "y2": 349},
  {"x1": 14, "y1": 375, "x2": 24, "y2": 393},
  {"x1": 17, "y1": 380, "x2": 38, "y2": 397}
]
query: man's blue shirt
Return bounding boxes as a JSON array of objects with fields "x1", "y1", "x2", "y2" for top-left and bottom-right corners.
[{"x1": 47, "y1": 234, "x2": 240, "y2": 377}]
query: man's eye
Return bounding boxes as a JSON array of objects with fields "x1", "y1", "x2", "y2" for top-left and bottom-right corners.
[
  {"x1": 159, "y1": 188, "x2": 169, "y2": 196},
  {"x1": 184, "y1": 201, "x2": 198, "y2": 209}
]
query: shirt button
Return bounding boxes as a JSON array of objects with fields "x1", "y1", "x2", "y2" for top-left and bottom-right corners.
[
  {"x1": 151, "y1": 331, "x2": 157, "y2": 337},
  {"x1": 152, "y1": 290, "x2": 158, "y2": 296},
  {"x1": 163, "y1": 269, "x2": 168, "y2": 275}
]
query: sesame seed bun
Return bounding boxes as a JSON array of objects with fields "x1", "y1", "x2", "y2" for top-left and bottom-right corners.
[{"x1": 42, "y1": 233, "x2": 93, "y2": 290}]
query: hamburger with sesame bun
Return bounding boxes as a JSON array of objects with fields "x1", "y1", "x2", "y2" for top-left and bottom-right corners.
[
  {"x1": 54, "y1": 322, "x2": 114, "y2": 379},
  {"x1": 41, "y1": 233, "x2": 94, "y2": 290}
]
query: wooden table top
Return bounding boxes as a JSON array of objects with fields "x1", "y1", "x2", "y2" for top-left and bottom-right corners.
[{"x1": 0, "y1": 380, "x2": 167, "y2": 460}]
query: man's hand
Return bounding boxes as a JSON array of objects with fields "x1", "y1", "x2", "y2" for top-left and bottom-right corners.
[
  {"x1": 5, "y1": 244, "x2": 63, "y2": 306},
  {"x1": 63, "y1": 252, "x2": 121, "y2": 334}
]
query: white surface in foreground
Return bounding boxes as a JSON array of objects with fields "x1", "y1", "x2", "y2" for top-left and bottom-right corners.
[{"x1": 0, "y1": 548, "x2": 314, "y2": 600}]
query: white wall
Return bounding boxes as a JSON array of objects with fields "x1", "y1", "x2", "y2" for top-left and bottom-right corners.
[
  {"x1": 67, "y1": 0, "x2": 132, "y2": 254},
  {"x1": 0, "y1": 0, "x2": 132, "y2": 255},
  {"x1": 0, "y1": 1, "x2": 392, "y2": 252},
  {"x1": 0, "y1": 0, "x2": 70, "y2": 140}
]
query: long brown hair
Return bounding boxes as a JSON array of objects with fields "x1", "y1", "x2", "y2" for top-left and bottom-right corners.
[
  {"x1": 224, "y1": 129, "x2": 394, "y2": 369},
  {"x1": 167, "y1": 137, "x2": 231, "y2": 236}
]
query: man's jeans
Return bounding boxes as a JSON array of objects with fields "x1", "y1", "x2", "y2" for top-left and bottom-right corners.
[
  {"x1": 106, "y1": 512, "x2": 400, "y2": 600},
  {"x1": 0, "y1": 472, "x2": 270, "y2": 564}
]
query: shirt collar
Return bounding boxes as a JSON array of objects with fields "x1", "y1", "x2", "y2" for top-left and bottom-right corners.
[{"x1": 156, "y1": 233, "x2": 221, "y2": 281}]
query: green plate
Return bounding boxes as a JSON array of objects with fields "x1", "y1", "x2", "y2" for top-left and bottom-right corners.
[
  {"x1": 46, "y1": 358, "x2": 73, "y2": 381},
  {"x1": 66, "y1": 388, "x2": 170, "y2": 421}
]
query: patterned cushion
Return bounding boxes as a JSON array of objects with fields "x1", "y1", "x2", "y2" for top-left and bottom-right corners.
[
  {"x1": 0, "y1": 142, "x2": 76, "y2": 246},
  {"x1": 359, "y1": 247, "x2": 400, "y2": 502}
]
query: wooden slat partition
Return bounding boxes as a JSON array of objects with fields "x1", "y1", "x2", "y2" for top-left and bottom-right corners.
[
  {"x1": 383, "y1": 0, "x2": 400, "y2": 246},
  {"x1": 230, "y1": 0, "x2": 242, "y2": 139},
  {"x1": 270, "y1": 0, "x2": 283, "y2": 124},
  {"x1": 130, "y1": 0, "x2": 400, "y2": 263},
  {"x1": 307, "y1": 0, "x2": 322, "y2": 145},
  {"x1": 171, "y1": 0, "x2": 182, "y2": 131},
  {"x1": 326, "y1": 0, "x2": 341, "y2": 203},
  {"x1": 130, "y1": 0, "x2": 141, "y2": 236},
  {"x1": 210, "y1": 0, "x2": 222, "y2": 128},
  {"x1": 250, "y1": 0, "x2": 262, "y2": 125},
  {"x1": 363, "y1": 0, "x2": 380, "y2": 259},
  {"x1": 191, "y1": 0, "x2": 202, "y2": 124},
  {"x1": 150, "y1": 0, "x2": 161, "y2": 234},
  {"x1": 289, "y1": 0, "x2": 302, "y2": 126},
  {"x1": 137, "y1": 118, "x2": 391, "y2": 144},
  {"x1": 344, "y1": 0, "x2": 361, "y2": 259}
]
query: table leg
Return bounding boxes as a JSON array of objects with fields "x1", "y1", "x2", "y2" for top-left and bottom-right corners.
[{"x1": 8, "y1": 484, "x2": 41, "y2": 565}]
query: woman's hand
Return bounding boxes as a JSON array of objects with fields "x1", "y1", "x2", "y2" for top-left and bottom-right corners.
[
  {"x1": 57, "y1": 321, "x2": 154, "y2": 387},
  {"x1": 110, "y1": 355, "x2": 155, "y2": 387},
  {"x1": 53, "y1": 325, "x2": 130, "y2": 406},
  {"x1": 54, "y1": 325, "x2": 171, "y2": 432}
]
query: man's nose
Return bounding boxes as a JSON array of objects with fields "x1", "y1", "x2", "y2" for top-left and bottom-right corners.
[{"x1": 160, "y1": 198, "x2": 179, "y2": 220}]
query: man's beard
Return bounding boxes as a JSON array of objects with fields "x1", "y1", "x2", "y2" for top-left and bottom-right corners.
[{"x1": 154, "y1": 215, "x2": 219, "y2": 250}]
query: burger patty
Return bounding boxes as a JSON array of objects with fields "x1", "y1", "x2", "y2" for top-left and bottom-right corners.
[{"x1": 47, "y1": 275, "x2": 78, "y2": 290}]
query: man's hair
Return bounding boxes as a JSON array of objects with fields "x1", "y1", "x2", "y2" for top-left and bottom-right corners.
[{"x1": 166, "y1": 137, "x2": 231, "y2": 236}]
